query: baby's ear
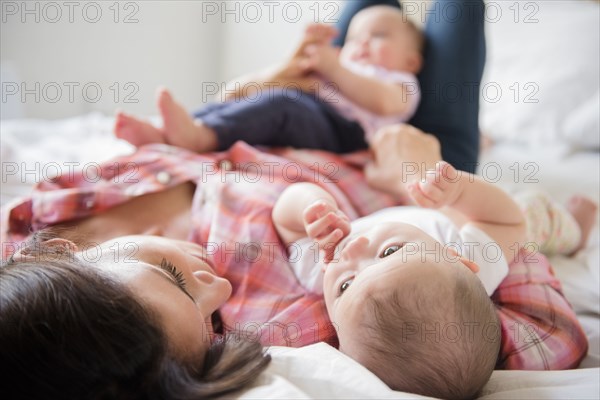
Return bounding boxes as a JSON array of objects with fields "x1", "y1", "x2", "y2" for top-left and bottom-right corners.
[
  {"x1": 447, "y1": 248, "x2": 480, "y2": 273},
  {"x1": 406, "y1": 52, "x2": 423, "y2": 74},
  {"x1": 12, "y1": 238, "x2": 78, "y2": 262},
  {"x1": 458, "y1": 256, "x2": 480, "y2": 273},
  {"x1": 41, "y1": 238, "x2": 78, "y2": 252}
]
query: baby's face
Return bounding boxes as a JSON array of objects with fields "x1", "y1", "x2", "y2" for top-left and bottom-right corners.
[
  {"x1": 322, "y1": 222, "x2": 478, "y2": 354},
  {"x1": 339, "y1": 8, "x2": 421, "y2": 72}
]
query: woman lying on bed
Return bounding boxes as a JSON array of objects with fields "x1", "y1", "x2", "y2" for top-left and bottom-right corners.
[{"x1": 0, "y1": 1, "x2": 588, "y2": 399}]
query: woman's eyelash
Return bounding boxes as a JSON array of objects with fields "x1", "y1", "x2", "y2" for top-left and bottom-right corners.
[{"x1": 159, "y1": 258, "x2": 187, "y2": 290}]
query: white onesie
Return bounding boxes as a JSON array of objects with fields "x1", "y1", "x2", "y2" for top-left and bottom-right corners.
[{"x1": 317, "y1": 60, "x2": 421, "y2": 142}]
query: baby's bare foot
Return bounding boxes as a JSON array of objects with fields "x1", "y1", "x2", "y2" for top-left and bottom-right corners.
[
  {"x1": 567, "y1": 195, "x2": 598, "y2": 255},
  {"x1": 114, "y1": 112, "x2": 165, "y2": 146},
  {"x1": 157, "y1": 88, "x2": 217, "y2": 153}
]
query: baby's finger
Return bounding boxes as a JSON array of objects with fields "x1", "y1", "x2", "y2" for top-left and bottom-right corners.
[
  {"x1": 408, "y1": 182, "x2": 436, "y2": 208},
  {"x1": 305, "y1": 220, "x2": 328, "y2": 240},
  {"x1": 319, "y1": 228, "x2": 343, "y2": 260},
  {"x1": 422, "y1": 165, "x2": 442, "y2": 184},
  {"x1": 303, "y1": 201, "x2": 332, "y2": 224},
  {"x1": 432, "y1": 161, "x2": 452, "y2": 187},
  {"x1": 336, "y1": 210, "x2": 351, "y2": 222},
  {"x1": 322, "y1": 244, "x2": 335, "y2": 264},
  {"x1": 439, "y1": 161, "x2": 460, "y2": 183},
  {"x1": 419, "y1": 176, "x2": 444, "y2": 201},
  {"x1": 333, "y1": 215, "x2": 351, "y2": 237},
  {"x1": 306, "y1": 212, "x2": 338, "y2": 239}
]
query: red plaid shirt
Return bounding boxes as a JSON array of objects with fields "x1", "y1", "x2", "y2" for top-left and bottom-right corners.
[{"x1": 1, "y1": 142, "x2": 587, "y2": 369}]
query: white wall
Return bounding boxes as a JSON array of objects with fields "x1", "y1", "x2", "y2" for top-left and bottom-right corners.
[
  {"x1": 1, "y1": 0, "x2": 342, "y2": 119},
  {"x1": 219, "y1": 1, "x2": 343, "y2": 79}
]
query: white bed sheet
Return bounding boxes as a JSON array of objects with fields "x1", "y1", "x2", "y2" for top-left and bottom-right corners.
[
  {"x1": 234, "y1": 343, "x2": 600, "y2": 400},
  {"x1": 1, "y1": 114, "x2": 598, "y2": 399}
]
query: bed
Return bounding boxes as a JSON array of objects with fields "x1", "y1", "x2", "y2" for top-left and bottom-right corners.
[
  {"x1": 1, "y1": 112, "x2": 598, "y2": 399},
  {"x1": 1, "y1": 1, "x2": 598, "y2": 398}
]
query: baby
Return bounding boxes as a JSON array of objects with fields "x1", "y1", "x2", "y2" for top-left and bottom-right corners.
[
  {"x1": 272, "y1": 161, "x2": 597, "y2": 399},
  {"x1": 272, "y1": 161, "x2": 519, "y2": 399},
  {"x1": 114, "y1": 6, "x2": 423, "y2": 154}
]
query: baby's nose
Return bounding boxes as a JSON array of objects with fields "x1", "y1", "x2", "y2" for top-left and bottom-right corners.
[
  {"x1": 340, "y1": 236, "x2": 370, "y2": 260},
  {"x1": 355, "y1": 39, "x2": 369, "y2": 50}
]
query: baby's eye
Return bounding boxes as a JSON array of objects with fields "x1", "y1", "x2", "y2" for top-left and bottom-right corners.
[
  {"x1": 381, "y1": 245, "x2": 402, "y2": 258},
  {"x1": 339, "y1": 278, "x2": 354, "y2": 295}
]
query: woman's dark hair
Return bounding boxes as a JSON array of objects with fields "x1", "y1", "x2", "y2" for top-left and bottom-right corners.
[{"x1": 0, "y1": 238, "x2": 270, "y2": 399}]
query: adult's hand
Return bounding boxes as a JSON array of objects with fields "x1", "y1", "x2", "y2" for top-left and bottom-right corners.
[
  {"x1": 221, "y1": 24, "x2": 334, "y2": 102},
  {"x1": 364, "y1": 124, "x2": 442, "y2": 201},
  {"x1": 271, "y1": 24, "x2": 337, "y2": 93}
]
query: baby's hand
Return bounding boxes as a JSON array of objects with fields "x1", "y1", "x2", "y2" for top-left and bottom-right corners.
[
  {"x1": 408, "y1": 161, "x2": 463, "y2": 209},
  {"x1": 303, "y1": 200, "x2": 351, "y2": 264},
  {"x1": 286, "y1": 24, "x2": 336, "y2": 73},
  {"x1": 302, "y1": 43, "x2": 341, "y2": 78}
]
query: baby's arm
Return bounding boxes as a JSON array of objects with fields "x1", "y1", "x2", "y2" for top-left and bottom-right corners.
[
  {"x1": 409, "y1": 162, "x2": 527, "y2": 261},
  {"x1": 303, "y1": 44, "x2": 415, "y2": 116},
  {"x1": 272, "y1": 182, "x2": 350, "y2": 263}
]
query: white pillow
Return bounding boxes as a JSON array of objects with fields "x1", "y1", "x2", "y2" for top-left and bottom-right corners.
[{"x1": 480, "y1": 0, "x2": 599, "y2": 150}]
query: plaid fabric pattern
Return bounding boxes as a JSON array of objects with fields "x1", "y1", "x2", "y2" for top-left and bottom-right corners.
[
  {"x1": 1, "y1": 142, "x2": 587, "y2": 367},
  {"x1": 493, "y1": 249, "x2": 588, "y2": 369}
]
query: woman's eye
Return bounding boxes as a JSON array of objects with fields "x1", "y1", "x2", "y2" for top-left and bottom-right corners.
[
  {"x1": 381, "y1": 245, "x2": 401, "y2": 258},
  {"x1": 339, "y1": 279, "x2": 354, "y2": 295},
  {"x1": 159, "y1": 258, "x2": 187, "y2": 290},
  {"x1": 158, "y1": 258, "x2": 196, "y2": 303}
]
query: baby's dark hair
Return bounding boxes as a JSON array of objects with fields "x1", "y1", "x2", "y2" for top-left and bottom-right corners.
[
  {"x1": 0, "y1": 237, "x2": 270, "y2": 399},
  {"x1": 356, "y1": 266, "x2": 500, "y2": 400}
]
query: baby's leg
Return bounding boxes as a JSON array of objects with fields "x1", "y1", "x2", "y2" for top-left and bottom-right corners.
[
  {"x1": 157, "y1": 88, "x2": 218, "y2": 153},
  {"x1": 566, "y1": 195, "x2": 598, "y2": 255},
  {"x1": 114, "y1": 112, "x2": 165, "y2": 146},
  {"x1": 190, "y1": 88, "x2": 359, "y2": 153},
  {"x1": 516, "y1": 191, "x2": 597, "y2": 256}
]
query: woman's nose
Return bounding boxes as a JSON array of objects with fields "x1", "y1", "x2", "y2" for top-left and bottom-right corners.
[
  {"x1": 193, "y1": 270, "x2": 215, "y2": 285},
  {"x1": 340, "y1": 236, "x2": 370, "y2": 260}
]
